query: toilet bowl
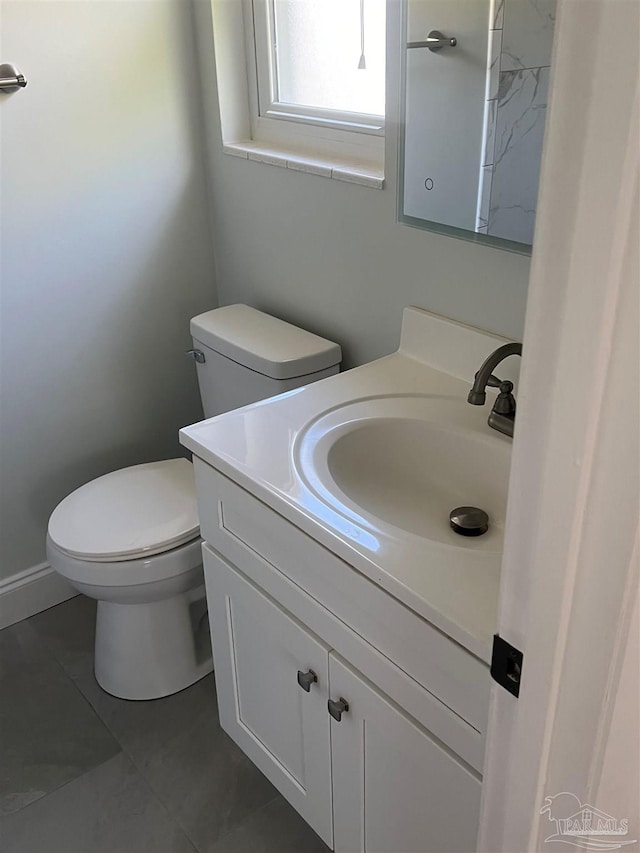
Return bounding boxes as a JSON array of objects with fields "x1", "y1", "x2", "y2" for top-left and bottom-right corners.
[
  {"x1": 46, "y1": 305, "x2": 341, "y2": 700},
  {"x1": 47, "y1": 459, "x2": 208, "y2": 700}
]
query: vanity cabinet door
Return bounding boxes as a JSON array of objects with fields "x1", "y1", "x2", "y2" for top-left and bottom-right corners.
[
  {"x1": 329, "y1": 653, "x2": 481, "y2": 853},
  {"x1": 204, "y1": 547, "x2": 333, "y2": 847}
]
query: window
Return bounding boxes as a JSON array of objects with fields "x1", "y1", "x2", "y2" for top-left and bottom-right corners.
[
  {"x1": 253, "y1": 0, "x2": 385, "y2": 132},
  {"x1": 242, "y1": 0, "x2": 386, "y2": 175}
]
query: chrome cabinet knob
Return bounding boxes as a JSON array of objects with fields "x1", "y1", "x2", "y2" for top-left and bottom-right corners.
[
  {"x1": 297, "y1": 669, "x2": 317, "y2": 692},
  {"x1": 328, "y1": 697, "x2": 349, "y2": 721}
]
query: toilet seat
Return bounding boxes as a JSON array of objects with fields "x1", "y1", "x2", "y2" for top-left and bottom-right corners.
[
  {"x1": 46, "y1": 533, "x2": 203, "y2": 589},
  {"x1": 47, "y1": 459, "x2": 199, "y2": 562}
]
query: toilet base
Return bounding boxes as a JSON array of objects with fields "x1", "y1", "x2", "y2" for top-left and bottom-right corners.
[{"x1": 94, "y1": 584, "x2": 213, "y2": 700}]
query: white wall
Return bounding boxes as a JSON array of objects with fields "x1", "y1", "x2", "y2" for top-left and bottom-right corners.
[
  {"x1": 194, "y1": 0, "x2": 531, "y2": 369},
  {"x1": 0, "y1": 0, "x2": 217, "y2": 585}
]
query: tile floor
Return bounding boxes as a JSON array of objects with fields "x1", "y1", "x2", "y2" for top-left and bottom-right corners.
[{"x1": 0, "y1": 595, "x2": 330, "y2": 853}]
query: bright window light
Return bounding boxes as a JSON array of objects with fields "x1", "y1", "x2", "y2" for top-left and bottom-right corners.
[{"x1": 271, "y1": 0, "x2": 386, "y2": 118}]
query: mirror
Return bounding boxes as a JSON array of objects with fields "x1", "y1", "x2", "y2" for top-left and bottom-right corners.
[{"x1": 399, "y1": 0, "x2": 556, "y2": 252}]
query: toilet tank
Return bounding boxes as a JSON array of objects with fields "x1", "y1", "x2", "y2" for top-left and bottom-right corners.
[{"x1": 190, "y1": 305, "x2": 342, "y2": 418}]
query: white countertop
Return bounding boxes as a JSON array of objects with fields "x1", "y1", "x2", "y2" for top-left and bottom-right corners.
[{"x1": 181, "y1": 309, "x2": 518, "y2": 663}]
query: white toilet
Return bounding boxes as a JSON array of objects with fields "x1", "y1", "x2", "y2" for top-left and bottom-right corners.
[{"x1": 46, "y1": 305, "x2": 341, "y2": 700}]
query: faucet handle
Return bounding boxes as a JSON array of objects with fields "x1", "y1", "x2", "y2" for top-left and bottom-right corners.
[{"x1": 493, "y1": 380, "x2": 516, "y2": 415}]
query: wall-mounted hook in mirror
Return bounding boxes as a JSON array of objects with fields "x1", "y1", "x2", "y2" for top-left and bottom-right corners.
[{"x1": 407, "y1": 30, "x2": 457, "y2": 52}]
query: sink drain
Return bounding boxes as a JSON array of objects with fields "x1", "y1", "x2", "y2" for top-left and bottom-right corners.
[{"x1": 449, "y1": 506, "x2": 489, "y2": 537}]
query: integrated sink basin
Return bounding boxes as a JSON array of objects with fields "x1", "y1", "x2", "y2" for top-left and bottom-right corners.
[{"x1": 295, "y1": 395, "x2": 510, "y2": 550}]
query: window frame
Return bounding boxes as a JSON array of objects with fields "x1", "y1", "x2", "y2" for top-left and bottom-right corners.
[{"x1": 244, "y1": 0, "x2": 385, "y2": 166}]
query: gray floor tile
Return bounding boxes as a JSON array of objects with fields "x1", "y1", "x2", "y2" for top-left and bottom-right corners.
[
  {"x1": 31, "y1": 596, "x2": 279, "y2": 850},
  {"x1": 0, "y1": 753, "x2": 196, "y2": 853},
  {"x1": 0, "y1": 620, "x2": 120, "y2": 816},
  {"x1": 29, "y1": 594, "x2": 96, "y2": 681},
  {"x1": 79, "y1": 673, "x2": 278, "y2": 851},
  {"x1": 210, "y1": 796, "x2": 330, "y2": 853}
]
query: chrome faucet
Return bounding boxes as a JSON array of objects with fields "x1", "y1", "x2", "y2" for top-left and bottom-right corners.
[{"x1": 468, "y1": 342, "x2": 522, "y2": 437}]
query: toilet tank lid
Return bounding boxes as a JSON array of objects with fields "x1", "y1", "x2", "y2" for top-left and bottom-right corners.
[{"x1": 190, "y1": 304, "x2": 342, "y2": 380}]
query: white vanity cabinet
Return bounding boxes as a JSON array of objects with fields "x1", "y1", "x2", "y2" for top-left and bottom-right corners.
[
  {"x1": 197, "y1": 462, "x2": 488, "y2": 853},
  {"x1": 330, "y1": 654, "x2": 481, "y2": 853},
  {"x1": 205, "y1": 547, "x2": 334, "y2": 846}
]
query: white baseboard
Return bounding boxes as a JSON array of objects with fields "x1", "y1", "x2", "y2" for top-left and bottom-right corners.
[{"x1": 0, "y1": 562, "x2": 77, "y2": 630}]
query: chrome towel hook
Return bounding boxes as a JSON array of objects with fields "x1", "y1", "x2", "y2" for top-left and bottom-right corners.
[
  {"x1": 407, "y1": 30, "x2": 457, "y2": 52},
  {"x1": 0, "y1": 63, "x2": 28, "y2": 92}
]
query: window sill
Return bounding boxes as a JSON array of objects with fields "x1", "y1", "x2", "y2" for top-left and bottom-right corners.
[{"x1": 223, "y1": 142, "x2": 385, "y2": 189}]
